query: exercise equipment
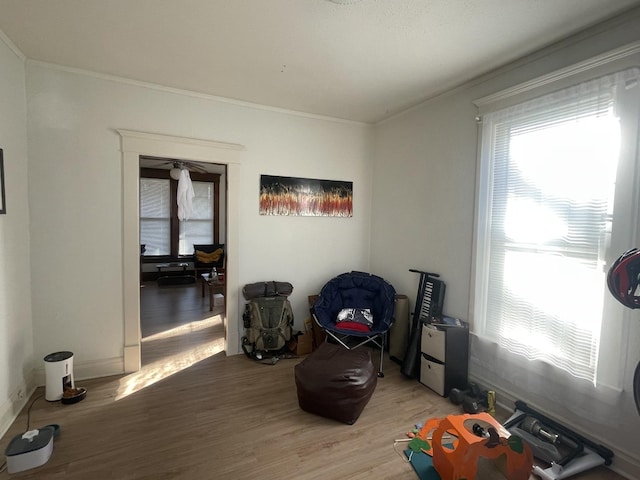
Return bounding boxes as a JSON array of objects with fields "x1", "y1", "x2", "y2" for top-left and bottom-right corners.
[
  {"x1": 504, "y1": 400, "x2": 613, "y2": 480},
  {"x1": 449, "y1": 383, "x2": 488, "y2": 414}
]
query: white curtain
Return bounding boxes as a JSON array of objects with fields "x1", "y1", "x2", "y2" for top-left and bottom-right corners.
[
  {"x1": 177, "y1": 168, "x2": 195, "y2": 221},
  {"x1": 179, "y1": 181, "x2": 214, "y2": 255},
  {"x1": 472, "y1": 68, "x2": 640, "y2": 422}
]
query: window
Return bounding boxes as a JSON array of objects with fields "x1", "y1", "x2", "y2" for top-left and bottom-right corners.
[
  {"x1": 140, "y1": 167, "x2": 220, "y2": 258},
  {"x1": 140, "y1": 178, "x2": 171, "y2": 255},
  {"x1": 473, "y1": 68, "x2": 640, "y2": 387},
  {"x1": 179, "y1": 181, "x2": 214, "y2": 255}
]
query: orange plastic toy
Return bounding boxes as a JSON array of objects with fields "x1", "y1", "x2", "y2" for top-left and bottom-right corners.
[{"x1": 416, "y1": 412, "x2": 533, "y2": 480}]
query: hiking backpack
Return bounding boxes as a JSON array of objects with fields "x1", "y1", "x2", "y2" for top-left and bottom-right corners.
[{"x1": 241, "y1": 281, "x2": 294, "y2": 359}]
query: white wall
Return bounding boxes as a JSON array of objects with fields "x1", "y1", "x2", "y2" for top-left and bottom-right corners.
[
  {"x1": 25, "y1": 63, "x2": 374, "y2": 378},
  {"x1": 371, "y1": 9, "x2": 640, "y2": 479},
  {"x1": 0, "y1": 34, "x2": 33, "y2": 435},
  {"x1": 7, "y1": 7, "x2": 640, "y2": 476}
]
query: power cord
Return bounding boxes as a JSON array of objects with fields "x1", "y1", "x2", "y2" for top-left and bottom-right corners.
[{"x1": 25, "y1": 394, "x2": 44, "y2": 432}]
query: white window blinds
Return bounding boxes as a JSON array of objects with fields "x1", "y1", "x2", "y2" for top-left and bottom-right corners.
[
  {"x1": 140, "y1": 178, "x2": 171, "y2": 255},
  {"x1": 474, "y1": 68, "x2": 640, "y2": 385}
]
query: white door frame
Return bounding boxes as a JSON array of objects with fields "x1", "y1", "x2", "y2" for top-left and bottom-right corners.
[{"x1": 118, "y1": 129, "x2": 244, "y2": 373}]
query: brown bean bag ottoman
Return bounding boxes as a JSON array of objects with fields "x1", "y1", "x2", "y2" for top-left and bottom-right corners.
[{"x1": 294, "y1": 342, "x2": 377, "y2": 425}]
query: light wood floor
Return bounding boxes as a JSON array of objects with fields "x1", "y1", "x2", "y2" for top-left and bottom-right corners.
[{"x1": 0, "y1": 283, "x2": 625, "y2": 479}]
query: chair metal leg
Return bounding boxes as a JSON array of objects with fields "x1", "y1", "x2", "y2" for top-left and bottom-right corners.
[
  {"x1": 378, "y1": 332, "x2": 385, "y2": 377},
  {"x1": 320, "y1": 322, "x2": 388, "y2": 378}
]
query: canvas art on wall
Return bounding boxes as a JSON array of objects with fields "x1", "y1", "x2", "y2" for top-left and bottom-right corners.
[{"x1": 260, "y1": 175, "x2": 353, "y2": 217}]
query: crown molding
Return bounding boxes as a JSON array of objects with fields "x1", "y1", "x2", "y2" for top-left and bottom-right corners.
[
  {"x1": 27, "y1": 60, "x2": 369, "y2": 126},
  {"x1": 474, "y1": 40, "x2": 640, "y2": 109}
]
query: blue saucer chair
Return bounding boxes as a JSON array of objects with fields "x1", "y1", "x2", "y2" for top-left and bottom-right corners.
[{"x1": 312, "y1": 271, "x2": 396, "y2": 377}]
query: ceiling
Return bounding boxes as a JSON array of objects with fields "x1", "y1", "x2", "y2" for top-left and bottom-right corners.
[{"x1": 1, "y1": 0, "x2": 639, "y2": 124}]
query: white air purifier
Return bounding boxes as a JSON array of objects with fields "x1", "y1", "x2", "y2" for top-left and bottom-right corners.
[{"x1": 43, "y1": 351, "x2": 75, "y2": 401}]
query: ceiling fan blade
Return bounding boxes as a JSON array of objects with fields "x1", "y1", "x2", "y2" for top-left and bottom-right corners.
[
  {"x1": 183, "y1": 162, "x2": 209, "y2": 174},
  {"x1": 140, "y1": 156, "x2": 210, "y2": 173}
]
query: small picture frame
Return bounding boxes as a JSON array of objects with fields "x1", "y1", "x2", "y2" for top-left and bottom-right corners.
[{"x1": 0, "y1": 149, "x2": 5, "y2": 215}]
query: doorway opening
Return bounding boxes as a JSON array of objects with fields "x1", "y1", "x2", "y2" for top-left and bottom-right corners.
[
  {"x1": 119, "y1": 129, "x2": 243, "y2": 376},
  {"x1": 138, "y1": 157, "x2": 227, "y2": 367}
]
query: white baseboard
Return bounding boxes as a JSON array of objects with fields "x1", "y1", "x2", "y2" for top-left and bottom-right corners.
[
  {"x1": 0, "y1": 382, "x2": 37, "y2": 441},
  {"x1": 32, "y1": 356, "x2": 124, "y2": 386},
  {"x1": 123, "y1": 345, "x2": 141, "y2": 373},
  {"x1": 1, "y1": 357, "x2": 123, "y2": 442}
]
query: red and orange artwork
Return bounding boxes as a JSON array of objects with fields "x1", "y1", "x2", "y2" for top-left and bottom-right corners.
[{"x1": 259, "y1": 175, "x2": 353, "y2": 217}]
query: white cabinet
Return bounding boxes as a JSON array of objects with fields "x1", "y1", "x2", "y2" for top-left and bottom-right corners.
[{"x1": 419, "y1": 322, "x2": 468, "y2": 397}]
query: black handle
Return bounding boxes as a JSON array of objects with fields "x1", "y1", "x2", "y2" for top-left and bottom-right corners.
[{"x1": 409, "y1": 269, "x2": 440, "y2": 277}]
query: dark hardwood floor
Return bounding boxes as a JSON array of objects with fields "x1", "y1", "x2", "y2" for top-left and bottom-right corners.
[
  {"x1": 140, "y1": 280, "x2": 226, "y2": 366},
  {"x1": 140, "y1": 279, "x2": 224, "y2": 337}
]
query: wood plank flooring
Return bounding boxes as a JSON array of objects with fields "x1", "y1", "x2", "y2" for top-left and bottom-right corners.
[
  {"x1": 0, "y1": 282, "x2": 625, "y2": 479},
  {"x1": 139, "y1": 280, "x2": 226, "y2": 366},
  {"x1": 139, "y1": 280, "x2": 225, "y2": 339}
]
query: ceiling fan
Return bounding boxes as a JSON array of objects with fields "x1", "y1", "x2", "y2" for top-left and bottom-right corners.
[
  {"x1": 141, "y1": 156, "x2": 209, "y2": 179},
  {"x1": 167, "y1": 161, "x2": 209, "y2": 180}
]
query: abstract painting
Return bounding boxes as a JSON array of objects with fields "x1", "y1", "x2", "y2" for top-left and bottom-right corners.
[{"x1": 260, "y1": 175, "x2": 353, "y2": 217}]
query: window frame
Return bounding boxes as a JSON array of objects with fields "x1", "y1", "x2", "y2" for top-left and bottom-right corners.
[
  {"x1": 140, "y1": 167, "x2": 221, "y2": 260},
  {"x1": 475, "y1": 91, "x2": 621, "y2": 382},
  {"x1": 470, "y1": 46, "x2": 640, "y2": 397}
]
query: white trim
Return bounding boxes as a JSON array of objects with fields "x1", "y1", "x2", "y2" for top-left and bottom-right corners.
[
  {"x1": 474, "y1": 41, "x2": 640, "y2": 112},
  {"x1": 28, "y1": 60, "x2": 368, "y2": 126},
  {"x1": 118, "y1": 130, "x2": 244, "y2": 373},
  {"x1": 0, "y1": 383, "x2": 34, "y2": 440},
  {"x1": 123, "y1": 345, "x2": 140, "y2": 374},
  {"x1": 32, "y1": 357, "x2": 125, "y2": 386},
  {"x1": 117, "y1": 129, "x2": 244, "y2": 153}
]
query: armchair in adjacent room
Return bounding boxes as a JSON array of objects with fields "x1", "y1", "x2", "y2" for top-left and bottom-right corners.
[{"x1": 192, "y1": 244, "x2": 225, "y2": 278}]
